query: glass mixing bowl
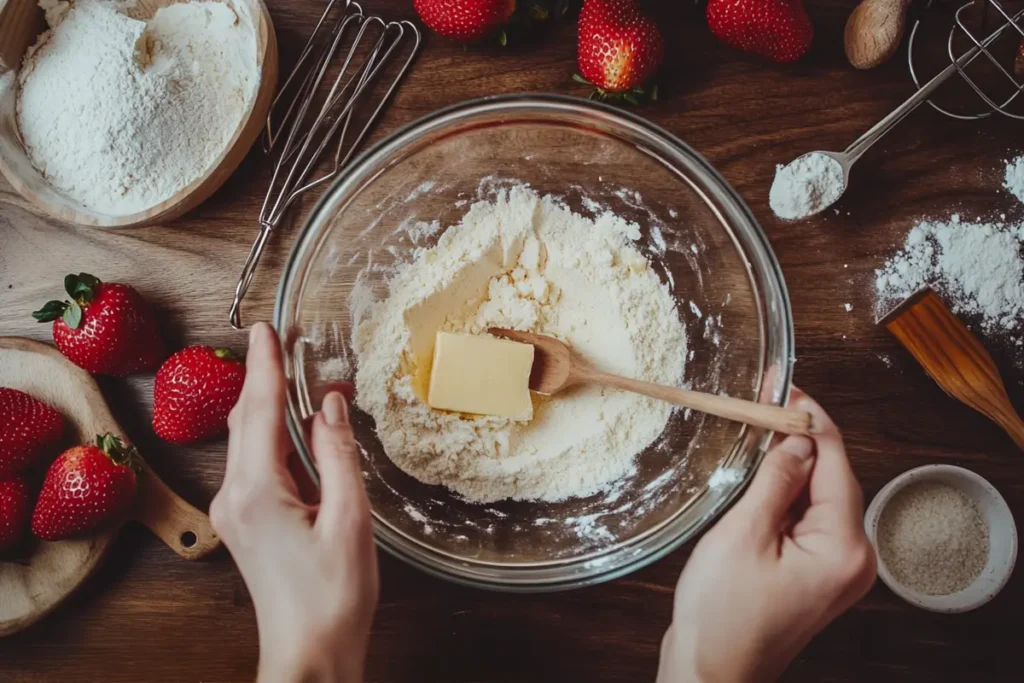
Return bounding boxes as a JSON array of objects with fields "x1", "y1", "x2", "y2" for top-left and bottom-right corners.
[{"x1": 275, "y1": 95, "x2": 794, "y2": 591}]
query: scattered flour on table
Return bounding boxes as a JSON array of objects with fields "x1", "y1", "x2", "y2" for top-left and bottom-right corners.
[
  {"x1": 769, "y1": 152, "x2": 845, "y2": 220},
  {"x1": 17, "y1": 0, "x2": 258, "y2": 214},
  {"x1": 875, "y1": 216, "x2": 1024, "y2": 333},
  {"x1": 352, "y1": 186, "x2": 687, "y2": 503},
  {"x1": 1005, "y1": 155, "x2": 1024, "y2": 203}
]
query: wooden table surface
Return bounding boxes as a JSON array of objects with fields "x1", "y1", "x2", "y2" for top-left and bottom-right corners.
[{"x1": 2, "y1": 0, "x2": 1023, "y2": 680}]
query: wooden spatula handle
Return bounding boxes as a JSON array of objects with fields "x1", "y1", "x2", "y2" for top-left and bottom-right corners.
[
  {"x1": 584, "y1": 369, "x2": 813, "y2": 436},
  {"x1": 133, "y1": 460, "x2": 221, "y2": 561}
]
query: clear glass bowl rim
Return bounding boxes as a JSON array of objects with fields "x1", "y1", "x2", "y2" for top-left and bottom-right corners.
[{"x1": 274, "y1": 93, "x2": 795, "y2": 592}]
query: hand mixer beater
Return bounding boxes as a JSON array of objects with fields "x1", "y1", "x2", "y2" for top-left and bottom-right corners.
[
  {"x1": 229, "y1": 0, "x2": 420, "y2": 329},
  {"x1": 778, "y1": 0, "x2": 1022, "y2": 218}
]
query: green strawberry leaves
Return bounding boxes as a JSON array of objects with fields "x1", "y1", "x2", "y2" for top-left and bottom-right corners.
[
  {"x1": 31, "y1": 273, "x2": 101, "y2": 330},
  {"x1": 64, "y1": 273, "x2": 100, "y2": 303},
  {"x1": 573, "y1": 74, "x2": 659, "y2": 105},
  {"x1": 95, "y1": 433, "x2": 140, "y2": 472}
]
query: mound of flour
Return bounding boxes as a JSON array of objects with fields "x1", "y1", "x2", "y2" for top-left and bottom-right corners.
[
  {"x1": 875, "y1": 216, "x2": 1024, "y2": 333},
  {"x1": 353, "y1": 187, "x2": 687, "y2": 503},
  {"x1": 17, "y1": 0, "x2": 258, "y2": 214}
]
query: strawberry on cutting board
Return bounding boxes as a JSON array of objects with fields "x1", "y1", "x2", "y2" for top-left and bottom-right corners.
[
  {"x1": 414, "y1": 0, "x2": 516, "y2": 42},
  {"x1": 707, "y1": 0, "x2": 813, "y2": 63},
  {"x1": 0, "y1": 476, "x2": 33, "y2": 553},
  {"x1": 576, "y1": 0, "x2": 664, "y2": 102},
  {"x1": 32, "y1": 273, "x2": 165, "y2": 376},
  {"x1": 31, "y1": 434, "x2": 139, "y2": 542},
  {"x1": 0, "y1": 387, "x2": 64, "y2": 478},
  {"x1": 153, "y1": 346, "x2": 246, "y2": 445}
]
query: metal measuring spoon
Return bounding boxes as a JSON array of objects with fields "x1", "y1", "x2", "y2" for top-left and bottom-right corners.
[{"x1": 787, "y1": 22, "x2": 1009, "y2": 218}]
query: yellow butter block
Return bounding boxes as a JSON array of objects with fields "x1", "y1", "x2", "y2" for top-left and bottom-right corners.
[{"x1": 427, "y1": 332, "x2": 534, "y2": 420}]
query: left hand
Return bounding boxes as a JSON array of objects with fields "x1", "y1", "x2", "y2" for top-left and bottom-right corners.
[{"x1": 210, "y1": 322, "x2": 378, "y2": 683}]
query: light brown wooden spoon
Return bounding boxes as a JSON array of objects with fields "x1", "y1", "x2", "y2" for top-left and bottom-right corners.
[
  {"x1": 489, "y1": 328, "x2": 814, "y2": 436},
  {"x1": 880, "y1": 287, "x2": 1024, "y2": 450}
]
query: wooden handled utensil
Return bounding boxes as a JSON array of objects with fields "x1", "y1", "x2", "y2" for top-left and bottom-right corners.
[
  {"x1": 0, "y1": 0, "x2": 43, "y2": 74},
  {"x1": 0, "y1": 337, "x2": 220, "y2": 637},
  {"x1": 880, "y1": 287, "x2": 1024, "y2": 450},
  {"x1": 489, "y1": 328, "x2": 814, "y2": 436}
]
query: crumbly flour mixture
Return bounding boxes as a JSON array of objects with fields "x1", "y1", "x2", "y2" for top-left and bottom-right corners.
[
  {"x1": 769, "y1": 152, "x2": 844, "y2": 220},
  {"x1": 353, "y1": 187, "x2": 687, "y2": 503},
  {"x1": 18, "y1": 0, "x2": 258, "y2": 214},
  {"x1": 875, "y1": 216, "x2": 1024, "y2": 334},
  {"x1": 1005, "y1": 155, "x2": 1024, "y2": 204}
]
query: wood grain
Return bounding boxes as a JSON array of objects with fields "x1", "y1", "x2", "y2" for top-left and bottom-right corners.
[
  {"x1": 1, "y1": 0, "x2": 1023, "y2": 681},
  {"x1": 0, "y1": 0, "x2": 279, "y2": 229},
  {"x1": 884, "y1": 288, "x2": 1024, "y2": 451},
  {"x1": 0, "y1": 0, "x2": 43, "y2": 74},
  {"x1": 0, "y1": 337, "x2": 222, "y2": 637},
  {"x1": 492, "y1": 327, "x2": 813, "y2": 435}
]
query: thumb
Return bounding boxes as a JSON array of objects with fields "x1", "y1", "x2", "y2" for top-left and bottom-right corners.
[
  {"x1": 311, "y1": 392, "x2": 371, "y2": 537},
  {"x1": 733, "y1": 435, "x2": 816, "y2": 538}
]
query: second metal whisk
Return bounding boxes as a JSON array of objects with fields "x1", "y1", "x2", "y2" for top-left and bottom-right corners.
[{"x1": 229, "y1": 0, "x2": 421, "y2": 329}]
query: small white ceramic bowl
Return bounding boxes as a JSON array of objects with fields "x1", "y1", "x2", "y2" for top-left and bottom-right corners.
[{"x1": 864, "y1": 464, "x2": 1018, "y2": 613}]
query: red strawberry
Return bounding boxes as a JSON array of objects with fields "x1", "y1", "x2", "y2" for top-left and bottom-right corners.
[
  {"x1": 153, "y1": 346, "x2": 245, "y2": 444},
  {"x1": 707, "y1": 0, "x2": 813, "y2": 63},
  {"x1": 0, "y1": 388, "x2": 64, "y2": 478},
  {"x1": 1015, "y1": 38, "x2": 1023, "y2": 78},
  {"x1": 576, "y1": 0, "x2": 664, "y2": 101},
  {"x1": 414, "y1": 0, "x2": 516, "y2": 42},
  {"x1": 32, "y1": 273, "x2": 165, "y2": 376},
  {"x1": 0, "y1": 477, "x2": 33, "y2": 552},
  {"x1": 31, "y1": 434, "x2": 138, "y2": 541}
]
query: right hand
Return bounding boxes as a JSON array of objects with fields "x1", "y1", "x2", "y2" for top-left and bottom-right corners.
[{"x1": 658, "y1": 389, "x2": 877, "y2": 683}]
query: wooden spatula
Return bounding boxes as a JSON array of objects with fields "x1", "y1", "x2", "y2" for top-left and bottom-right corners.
[
  {"x1": 0, "y1": 0, "x2": 44, "y2": 74},
  {"x1": 489, "y1": 328, "x2": 814, "y2": 436},
  {"x1": 880, "y1": 287, "x2": 1024, "y2": 450}
]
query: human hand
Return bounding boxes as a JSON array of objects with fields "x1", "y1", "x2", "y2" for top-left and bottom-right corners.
[
  {"x1": 210, "y1": 322, "x2": 378, "y2": 683},
  {"x1": 658, "y1": 389, "x2": 876, "y2": 683}
]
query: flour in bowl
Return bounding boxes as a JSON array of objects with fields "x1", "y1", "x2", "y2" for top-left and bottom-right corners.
[
  {"x1": 353, "y1": 186, "x2": 687, "y2": 503},
  {"x1": 17, "y1": 0, "x2": 258, "y2": 214}
]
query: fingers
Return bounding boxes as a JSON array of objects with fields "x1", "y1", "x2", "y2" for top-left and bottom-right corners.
[
  {"x1": 225, "y1": 322, "x2": 290, "y2": 483},
  {"x1": 793, "y1": 393, "x2": 864, "y2": 525},
  {"x1": 311, "y1": 392, "x2": 372, "y2": 540},
  {"x1": 734, "y1": 435, "x2": 816, "y2": 542}
]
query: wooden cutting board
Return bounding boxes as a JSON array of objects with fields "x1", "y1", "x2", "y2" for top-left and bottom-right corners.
[{"x1": 0, "y1": 337, "x2": 221, "y2": 637}]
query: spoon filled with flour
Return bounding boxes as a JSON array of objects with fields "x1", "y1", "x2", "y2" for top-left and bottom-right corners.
[{"x1": 769, "y1": 152, "x2": 846, "y2": 220}]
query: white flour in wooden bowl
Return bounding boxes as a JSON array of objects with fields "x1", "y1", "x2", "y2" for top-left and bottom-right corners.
[
  {"x1": 352, "y1": 186, "x2": 687, "y2": 503},
  {"x1": 17, "y1": 0, "x2": 258, "y2": 215}
]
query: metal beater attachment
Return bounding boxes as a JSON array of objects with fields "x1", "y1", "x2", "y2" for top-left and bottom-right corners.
[
  {"x1": 228, "y1": 0, "x2": 421, "y2": 329},
  {"x1": 908, "y1": 0, "x2": 1024, "y2": 120}
]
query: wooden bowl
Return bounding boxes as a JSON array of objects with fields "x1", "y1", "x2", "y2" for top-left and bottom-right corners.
[
  {"x1": 0, "y1": 337, "x2": 221, "y2": 637},
  {"x1": 0, "y1": 0, "x2": 278, "y2": 228}
]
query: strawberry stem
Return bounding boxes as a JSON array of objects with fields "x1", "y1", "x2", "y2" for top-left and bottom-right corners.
[
  {"x1": 214, "y1": 348, "x2": 239, "y2": 361},
  {"x1": 95, "y1": 433, "x2": 140, "y2": 471}
]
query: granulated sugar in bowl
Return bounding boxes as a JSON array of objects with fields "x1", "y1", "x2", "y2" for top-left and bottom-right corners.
[{"x1": 865, "y1": 465, "x2": 1018, "y2": 613}]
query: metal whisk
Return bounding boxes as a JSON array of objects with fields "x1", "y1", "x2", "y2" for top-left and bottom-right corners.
[
  {"x1": 908, "y1": 0, "x2": 1024, "y2": 119},
  {"x1": 229, "y1": 0, "x2": 421, "y2": 329}
]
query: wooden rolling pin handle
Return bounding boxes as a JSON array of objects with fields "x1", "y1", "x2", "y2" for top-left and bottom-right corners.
[
  {"x1": 844, "y1": 0, "x2": 912, "y2": 70},
  {"x1": 584, "y1": 369, "x2": 814, "y2": 436},
  {"x1": 133, "y1": 461, "x2": 221, "y2": 561}
]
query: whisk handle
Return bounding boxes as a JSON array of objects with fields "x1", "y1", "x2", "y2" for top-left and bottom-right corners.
[{"x1": 229, "y1": 223, "x2": 275, "y2": 329}]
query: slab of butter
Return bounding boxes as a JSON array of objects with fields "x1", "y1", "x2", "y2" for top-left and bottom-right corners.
[{"x1": 427, "y1": 332, "x2": 534, "y2": 420}]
